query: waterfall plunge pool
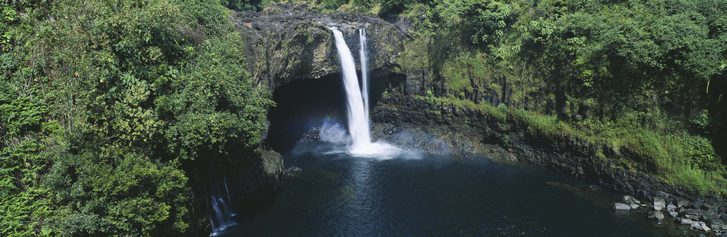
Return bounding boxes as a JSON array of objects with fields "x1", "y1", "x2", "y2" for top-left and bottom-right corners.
[{"x1": 217, "y1": 143, "x2": 687, "y2": 236}]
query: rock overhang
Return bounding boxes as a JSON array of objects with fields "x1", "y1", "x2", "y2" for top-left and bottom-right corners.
[{"x1": 234, "y1": 5, "x2": 405, "y2": 90}]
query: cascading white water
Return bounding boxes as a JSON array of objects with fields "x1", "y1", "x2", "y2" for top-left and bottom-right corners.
[
  {"x1": 209, "y1": 178, "x2": 237, "y2": 237},
  {"x1": 331, "y1": 28, "x2": 371, "y2": 149},
  {"x1": 359, "y1": 28, "x2": 370, "y2": 125},
  {"x1": 330, "y1": 27, "x2": 400, "y2": 158}
]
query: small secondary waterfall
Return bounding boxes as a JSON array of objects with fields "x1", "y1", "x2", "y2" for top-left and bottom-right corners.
[
  {"x1": 359, "y1": 28, "x2": 370, "y2": 125},
  {"x1": 331, "y1": 28, "x2": 371, "y2": 149},
  {"x1": 330, "y1": 27, "x2": 400, "y2": 157},
  {"x1": 210, "y1": 178, "x2": 237, "y2": 236}
]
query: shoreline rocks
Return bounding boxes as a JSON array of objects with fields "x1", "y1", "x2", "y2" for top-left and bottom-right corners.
[
  {"x1": 613, "y1": 193, "x2": 726, "y2": 235},
  {"x1": 617, "y1": 195, "x2": 645, "y2": 211}
]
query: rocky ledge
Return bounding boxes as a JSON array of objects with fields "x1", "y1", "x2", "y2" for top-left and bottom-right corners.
[
  {"x1": 234, "y1": 3, "x2": 404, "y2": 89},
  {"x1": 372, "y1": 94, "x2": 727, "y2": 235}
]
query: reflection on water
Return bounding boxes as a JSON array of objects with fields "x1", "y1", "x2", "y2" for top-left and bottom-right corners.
[{"x1": 221, "y1": 143, "x2": 687, "y2": 237}]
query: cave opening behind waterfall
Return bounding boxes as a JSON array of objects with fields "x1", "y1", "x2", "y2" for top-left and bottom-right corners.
[{"x1": 266, "y1": 70, "x2": 402, "y2": 152}]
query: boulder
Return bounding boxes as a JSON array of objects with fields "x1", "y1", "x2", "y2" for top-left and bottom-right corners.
[
  {"x1": 226, "y1": 148, "x2": 285, "y2": 204},
  {"x1": 667, "y1": 203, "x2": 676, "y2": 213},
  {"x1": 653, "y1": 197, "x2": 666, "y2": 211},
  {"x1": 624, "y1": 195, "x2": 641, "y2": 205},
  {"x1": 285, "y1": 166, "x2": 303, "y2": 178},
  {"x1": 615, "y1": 203, "x2": 631, "y2": 211},
  {"x1": 691, "y1": 221, "x2": 711, "y2": 232},
  {"x1": 649, "y1": 211, "x2": 665, "y2": 221}
]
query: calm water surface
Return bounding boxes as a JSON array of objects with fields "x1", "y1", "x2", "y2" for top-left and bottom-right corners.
[{"x1": 223, "y1": 144, "x2": 685, "y2": 237}]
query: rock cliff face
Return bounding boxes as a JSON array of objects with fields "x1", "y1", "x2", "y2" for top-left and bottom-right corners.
[
  {"x1": 371, "y1": 95, "x2": 674, "y2": 197},
  {"x1": 234, "y1": 4, "x2": 405, "y2": 89},
  {"x1": 371, "y1": 94, "x2": 727, "y2": 233}
]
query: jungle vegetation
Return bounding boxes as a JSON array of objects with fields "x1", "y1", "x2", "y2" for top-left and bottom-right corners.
[
  {"x1": 1, "y1": 0, "x2": 270, "y2": 235},
  {"x1": 2, "y1": 0, "x2": 726, "y2": 236}
]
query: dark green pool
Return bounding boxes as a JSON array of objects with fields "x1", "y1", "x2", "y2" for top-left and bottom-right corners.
[{"x1": 220, "y1": 144, "x2": 686, "y2": 237}]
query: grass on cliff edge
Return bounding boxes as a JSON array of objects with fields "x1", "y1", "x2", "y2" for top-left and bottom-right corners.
[{"x1": 419, "y1": 96, "x2": 727, "y2": 196}]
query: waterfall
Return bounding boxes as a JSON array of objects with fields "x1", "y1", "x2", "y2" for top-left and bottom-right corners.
[
  {"x1": 359, "y1": 28, "x2": 370, "y2": 125},
  {"x1": 330, "y1": 27, "x2": 401, "y2": 158},
  {"x1": 331, "y1": 28, "x2": 371, "y2": 149},
  {"x1": 209, "y1": 178, "x2": 237, "y2": 236}
]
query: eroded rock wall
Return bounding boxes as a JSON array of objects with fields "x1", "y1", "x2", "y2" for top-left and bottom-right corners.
[
  {"x1": 234, "y1": 4, "x2": 405, "y2": 89},
  {"x1": 371, "y1": 94, "x2": 721, "y2": 205}
]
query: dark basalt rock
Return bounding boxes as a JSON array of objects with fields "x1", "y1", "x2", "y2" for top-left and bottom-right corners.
[
  {"x1": 234, "y1": 3, "x2": 405, "y2": 90},
  {"x1": 371, "y1": 94, "x2": 727, "y2": 234},
  {"x1": 285, "y1": 166, "x2": 303, "y2": 179},
  {"x1": 233, "y1": 148, "x2": 285, "y2": 197}
]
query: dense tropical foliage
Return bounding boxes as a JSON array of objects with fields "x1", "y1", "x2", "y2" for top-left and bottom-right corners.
[
  {"x1": 1, "y1": 0, "x2": 270, "y2": 235},
  {"x1": 2, "y1": 0, "x2": 727, "y2": 235},
  {"x1": 389, "y1": 0, "x2": 727, "y2": 193}
]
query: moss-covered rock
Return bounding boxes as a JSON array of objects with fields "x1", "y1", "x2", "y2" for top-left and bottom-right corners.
[{"x1": 234, "y1": 4, "x2": 404, "y2": 89}]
